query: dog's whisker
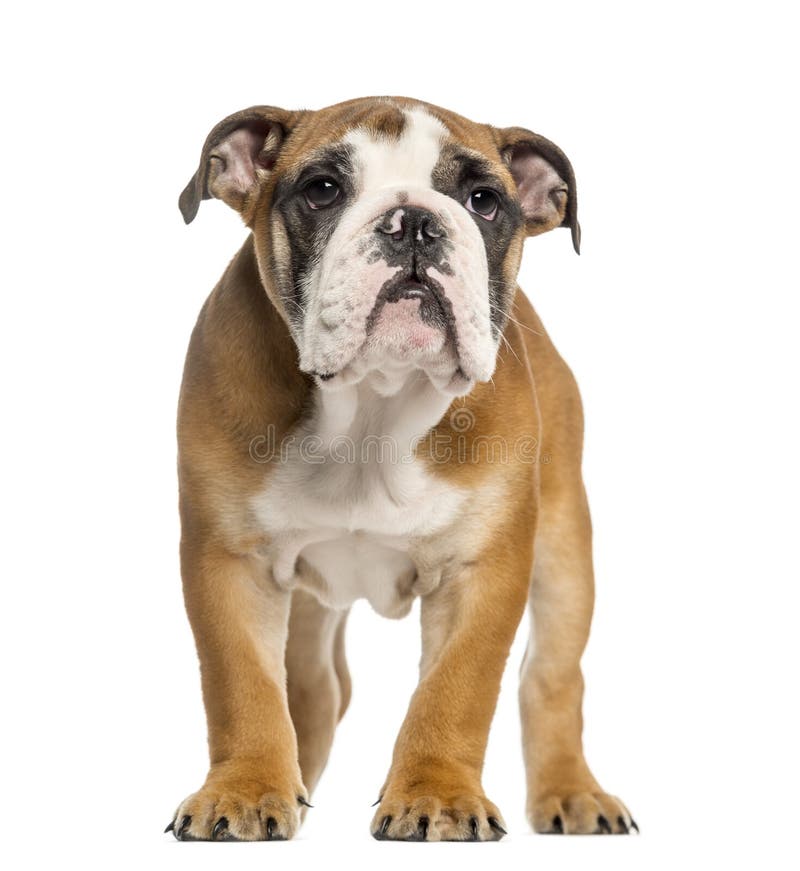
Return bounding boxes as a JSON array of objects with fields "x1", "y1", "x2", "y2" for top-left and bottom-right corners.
[{"x1": 488, "y1": 302, "x2": 544, "y2": 336}]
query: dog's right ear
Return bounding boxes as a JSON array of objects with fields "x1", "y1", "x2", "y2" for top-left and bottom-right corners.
[{"x1": 179, "y1": 106, "x2": 304, "y2": 224}]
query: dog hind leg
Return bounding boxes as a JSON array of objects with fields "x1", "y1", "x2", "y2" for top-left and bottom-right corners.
[{"x1": 286, "y1": 588, "x2": 351, "y2": 800}]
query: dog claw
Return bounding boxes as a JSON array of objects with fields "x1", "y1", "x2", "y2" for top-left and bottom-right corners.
[
  {"x1": 373, "y1": 815, "x2": 392, "y2": 839},
  {"x1": 417, "y1": 815, "x2": 429, "y2": 841},
  {"x1": 597, "y1": 815, "x2": 612, "y2": 834},
  {"x1": 265, "y1": 817, "x2": 279, "y2": 840},
  {"x1": 469, "y1": 816, "x2": 479, "y2": 840},
  {"x1": 176, "y1": 815, "x2": 192, "y2": 840},
  {"x1": 552, "y1": 815, "x2": 564, "y2": 834},
  {"x1": 630, "y1": 818, "x2": 640, "y2": 833},
  {"x1": 488, "y1": 816, "x2": 507, "y2": 837},
  {"x1": 212, "y1": 817, "x2": 229, "y2": 840},
  {"x1": 164, "y1": 819, "x2": 175, "y2": 834},
  {"x1": 371, "y1": 795, "x2": 383, "y2": 807},
  {"x1": 617, "y1": 815, "x2": 629, "y2": 834},
  {"x1": 297, "y1": 796, "x2": 314, "y2": 808}
]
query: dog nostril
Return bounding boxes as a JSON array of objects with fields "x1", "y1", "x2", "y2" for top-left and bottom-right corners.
[
  {"x1": 376, "y1": 209, "x2": 406, "y2": 241},
  {"x1": 408, "y1": 208, "x2": 444, "y2": 242},
  {"x1": 420, "y1": 217, "x2": 443, "y2": 240},
  {"x1": 376, "y1": 223, "x2": 405, "y2": 242}
]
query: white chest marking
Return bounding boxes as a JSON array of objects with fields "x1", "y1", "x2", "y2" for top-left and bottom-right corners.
[{"x1": 251, "y1": 373, "x2": 464, "y2": 617}]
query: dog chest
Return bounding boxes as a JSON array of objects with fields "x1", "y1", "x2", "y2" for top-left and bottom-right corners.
[{"x1": 251, "y1": 449, "x2": 465, "y2": 618}]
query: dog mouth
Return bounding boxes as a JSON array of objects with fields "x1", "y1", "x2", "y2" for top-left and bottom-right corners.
[
  {"x1": 309, "y1": 271, "x2": 473, "y2": 394},
  {"x1": 366, "y1": 274, "x2": 452, "y2": 334}
]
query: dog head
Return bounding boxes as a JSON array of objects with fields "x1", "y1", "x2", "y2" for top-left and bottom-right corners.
[{"x1": 180, "y1": 97, "x2": 579, "y2": 396}]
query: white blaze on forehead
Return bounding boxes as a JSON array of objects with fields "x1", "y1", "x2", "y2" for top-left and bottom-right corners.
[{"x1": 344, "y1": 107, "x2": 447, "y2": 191}]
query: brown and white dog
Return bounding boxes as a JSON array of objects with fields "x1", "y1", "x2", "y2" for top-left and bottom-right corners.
[{"x1": 167, "y1": 96, "x2": 635, "y2": 842}]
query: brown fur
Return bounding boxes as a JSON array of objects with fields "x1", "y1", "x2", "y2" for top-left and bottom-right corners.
[{"x1": 169, "y1": 97, "x2": 633, "y2": 841}]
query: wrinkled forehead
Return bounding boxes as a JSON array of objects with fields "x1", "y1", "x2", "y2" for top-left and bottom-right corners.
[{"x1": 278, "y1": 101, "x2": 512, "y2": 195}]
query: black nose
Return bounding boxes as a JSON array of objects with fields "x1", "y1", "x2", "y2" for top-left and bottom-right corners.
[{"x1": 376, "y1": 206, "x2": 445, "y2": 245}]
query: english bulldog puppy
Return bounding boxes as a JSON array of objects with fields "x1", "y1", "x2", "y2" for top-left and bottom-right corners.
[{"x1": 166, "y1": 96, "x2": 636, "y2": 842}]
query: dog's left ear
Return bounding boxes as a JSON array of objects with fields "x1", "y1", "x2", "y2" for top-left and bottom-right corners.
[
  {"x1": 493, "y1": 127, "x2": 580, "y2": 254},
  {"x1": 179, "y1": 105, "x2": 305, "y2": 224}
]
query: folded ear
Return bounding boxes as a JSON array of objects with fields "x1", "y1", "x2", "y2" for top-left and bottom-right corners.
[
  {"x1": 494, "y1": 126, "x2": 580, "y2": 253},
  {"x1": 179, "y1": 105, "x2": 303, "y2": 224}
]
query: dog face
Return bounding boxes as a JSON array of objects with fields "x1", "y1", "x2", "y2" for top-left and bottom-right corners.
[{"x1": 180, "y1": 97, "x2": 579, "y2": 396}]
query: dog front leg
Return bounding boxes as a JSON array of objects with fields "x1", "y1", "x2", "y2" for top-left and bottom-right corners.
[
  {"x1": 168, "y1": 541, "x2": 307, "y2": 841},
  {"x1": 519, "y1": 489, "x2": 636, "y2": 834},
  {"x1": 370, "y1": 532, "x2": 532, "y2": 841}
]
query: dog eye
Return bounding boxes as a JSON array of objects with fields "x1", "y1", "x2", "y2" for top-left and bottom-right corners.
[
  {"x1": 465, "y1": 189, "x2": 499, "y2": 220},
  {"x1": 304, "y1": 178, "x2": 341, "y2": 209}
]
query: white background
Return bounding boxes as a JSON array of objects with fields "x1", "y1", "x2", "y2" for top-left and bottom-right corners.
[{"x1": 2, "y1": 2, "x2": 798, "y2": 869}]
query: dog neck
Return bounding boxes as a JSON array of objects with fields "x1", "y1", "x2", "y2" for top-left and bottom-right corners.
[{"x1": 312, "y1": 369, "x2": 454, "y2": 463}]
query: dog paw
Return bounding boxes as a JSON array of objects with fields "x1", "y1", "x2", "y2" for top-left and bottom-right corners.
[
  {"x1": 371, "y1": 789, "x2": 507, "y2": 841},
  {"x1": 529, "y1": 790, "x2": 637, "y2": 835},
  {"x1": 166, "y1": 762, "x2": 308, "y2": 841}
]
